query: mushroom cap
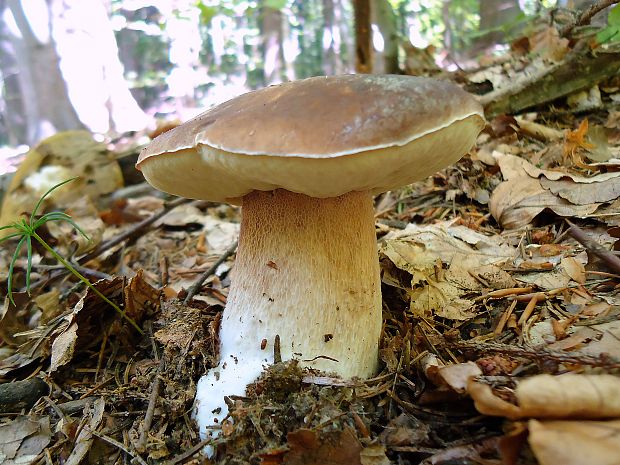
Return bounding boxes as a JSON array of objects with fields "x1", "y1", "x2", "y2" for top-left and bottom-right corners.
[{"x1": 137, "y1": 74, "x2": 485, "y2": 203}]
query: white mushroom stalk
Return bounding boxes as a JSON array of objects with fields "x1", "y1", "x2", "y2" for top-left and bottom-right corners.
[{"x1": 195, "y1": 189, "x2": 381, "y2": 438}]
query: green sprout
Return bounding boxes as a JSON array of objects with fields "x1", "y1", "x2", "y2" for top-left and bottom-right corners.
[{"x1": 0, "y1": 178, "x2": 143, "y2": 334}]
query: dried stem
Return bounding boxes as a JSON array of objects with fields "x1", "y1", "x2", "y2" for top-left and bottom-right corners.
[
  {"x1": 566, "y1": 220, "x2": 620, "y2": 274},
  {"x1": 560, "y1": 0, "x2": 620, "y2": 37}
]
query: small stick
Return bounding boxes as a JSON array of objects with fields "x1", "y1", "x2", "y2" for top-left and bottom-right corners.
[
  {"x1": 159, "y1": 256, "x2": 169, "y2": 288},
  {"x1": 560, "y1": 0, "x2": 619, "y2": 37},
  {"x1": 494, "y1": 300, "x2": 517, "y2": 335},
  {"x1": 79, "y1": 197, "x2": 191, "y2": 265},
  {"x1": 27, "y1": 197, "x2": 191, "y2": 292},
  {"x1": 136, "y1": 358, "x2": 165, "y2": 453},
  {"x1": 183, "y1": 240, "x2": 238, "y2": 304},
  {"x1": 163, "y1": 439, "x2": 212, "y2": 465},
  {"x1": 78, "y1": 377, "x2": 113, "y2": 400},
  {"x1": 518, "y1": 294, "x2": 540, "y2": 326},
  {"x1": 447, "y1": 340, "x2": 620, "y2": 369},
  {"x1": 566, "y1": 220, "x2": 620, "y2": 274},
  {"x1": 507, "y1": 287, "x2": 566, "y2": 302},
  {"x1": 475, "y1": 287, "x2": 534, "y2": 302},
  {"x1": 88, "y1": 428, "x2": 148, "y2": 465}
]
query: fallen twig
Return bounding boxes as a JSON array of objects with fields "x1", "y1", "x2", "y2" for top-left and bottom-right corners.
[
  {"x1": 88, "y1": 428, "x2": 148, "y2": 465},
  {"x1": 78, "y1": 377, "x2": 114, "y2": 400},
  {"x1": 517, "y1": 294, "x2": 540, "y2": 326},
  {"x1": 183, "y1": 240, "x2": 238, "y2": 304},
  {"x1": 136, "y1": 358, "x2": 165, "y2": 453},
  {"x1": 447, "y1": 340, "x2": 620, "y2": 369},
  {"x1": 507, "y1": 287, "x2": 566, "y2": 303},
  {"x1": 79, "y1": 196, "x2": 191, "y2": 265},
  {"x1": 493, "y1": 300, "x2": 517, "y2": 335},
  {"x1": 566, "y1": 220, "x2": 620, "y2": 274},
  {"x1": 475, "y1": 287, "x2": 534, "y2": 302},
  {"x1": 560, "y1": 0, "x2": 620, "y2": 37},
  {"x1": 26, "y1": 197, "x2": 191, "y2": 292},
  {"x1": 163, "y1": 439, "x2": 211, "y2": 465}
]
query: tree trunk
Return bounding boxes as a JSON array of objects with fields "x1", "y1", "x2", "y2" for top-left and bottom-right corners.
[
  {"x1": 337, "y1": 0, "x2": 355, "y2": 73},
  {"x1": 262, "y1": 5, "x2": 284, "y2": 85},
  {"x1": 474, "y1": 0, "x2": 522, "y2": 52},
  {"x1": 371, "y1": 0, "x2": 399, "y2": 74},
  {"x1": 0, "y1": 5, "x2": 26, "y2": 145},
  {"x1": 442, "y1": 0, "x2": 453, "y2": 57},
  {"x1": 2, "y1": 0, "x2": 147, "y2": 144},
  {"x1": 354, "y1": 0, "x2": 372, "y2": 73},
  {"x1": 5, "y1": 0, "x2": 83, "y2": 145},
  {"x1": 322, "y1": 0, "x2": 338, "y2": 75},
  {"x1": 281, "y1": 13, "x2": 296, "y2": 81}
]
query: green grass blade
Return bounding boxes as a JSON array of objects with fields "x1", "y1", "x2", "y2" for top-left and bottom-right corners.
[
  {"x1": 30, "y1": 177, "x2": 79, "y2": 223},
  {"x1": 34, "y1": 216, "x2": 91, "y2": 242},
  {"x1": 36, "y1": 212, "x2": 90, "y2": 241},
  {"x1": 25, "y1": 236, "x2": 33, "y2": 292},
  {"x1": 33, "y1": 212, "x2": 71, "y2": 230},
  {"x1": 0, "y1": 232, "x2": 23, "y2": 244},
  {"x1": 7, "y1": 235, "x2": 27, "y2": 306}
]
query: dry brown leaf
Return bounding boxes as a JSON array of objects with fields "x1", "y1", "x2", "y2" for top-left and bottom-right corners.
[
  {"x1": 0, "y1": 131, "x2": 123, "y2": 227},
  {"x1": 469, "y1": 374, "x2": 620, "y2": 420},
  {"x1": 64, "y1": 398, "x2": 105, "y2": 465},
  {"x1": 581, "y1": 321, "x2": 620, "y2": 360},
  {"x1": 530, "y1": 26, "x2": 569, "y2": 61},
  {"x1": 410, "y1": 281, "x2": 477, "y2": 320},
  {"x1": 378, "y1": 413, "x2": 430, "y2": 447},
  {"x1": 564, "y1": 119, "x2": 595, "y2": 163},
  {"x1": 0, "y1": 353, "x2": 38, "y2": 377},
  {"x1": 49, "y1": 322, "x2": 78, "y2": 373},
  {"x1": 489, "y1": 176, "x2": 601, "y2": 229},
  {"x1": 519, "y1": 374, "x2": 620, "y2": 418},
  {"x1": 489, "y1": 176, "x2": 546, "y2": 229},
  {"x1": 495, "y1": 151, "x2": 620, "y2": 184},
  {"x1": 561, "y1": 257, "x2": 586, "y2": 284},
  {"x1": 359, "y1": 444, "x2": 390, "y2": 465},
  {"x1": 494, "y1": 151, "x2": 532, "y2": 180},
  {"x1": 436, "y1": 362, "x2": 483, "y2": 393},
  {"x1": 539, "y1": 177, "x2": 620, "y2": 205},
  {"x1": 382, "y1": 223, "x2": 515, "y2": 320},
  {"x1": 523, "y1": 161, "x2": 620, "y2": 184},
  {"x1": 467, "y1": 379, "x2": 523, "y2": 419},
  {"x1": 0, "y1": 416, "x2": 51, "y2": 465},
  {"x1": 545, "y1": 326, "x2": 598, "y2": 351},
  {"x1": 284, "y1": 428, "x2": 362, "y2": 465},
  {"x1": 528, "y1": 419, "x2": 620, "y2": 465},
  {"x1": 124, "y1": 270, "x2": 160, "y2": 323},
  {"x1": 0, "y1": 293, "x2": 32, "y2": 346},
  {"x1": 33, "y1": 289, "x2": 62, "y2": 324}
]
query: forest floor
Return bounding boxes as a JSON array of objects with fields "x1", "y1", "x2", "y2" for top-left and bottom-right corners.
[{"x1": 1, "y1": 10, "x2": 620, "y2": 465}]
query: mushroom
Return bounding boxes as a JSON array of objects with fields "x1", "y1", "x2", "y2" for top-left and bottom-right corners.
[{"x1": 136, "y1": 74, "x2": 485, "y2": 442}]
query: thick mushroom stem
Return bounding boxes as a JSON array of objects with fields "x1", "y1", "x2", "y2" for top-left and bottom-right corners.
[{"x1": 195, "y1": 189, "x2": 382, "y2": 440}]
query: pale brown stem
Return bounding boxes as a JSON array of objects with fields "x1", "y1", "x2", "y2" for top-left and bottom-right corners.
[{"x1": 220, "y1": 189, "x2": 382, "y2": 378}]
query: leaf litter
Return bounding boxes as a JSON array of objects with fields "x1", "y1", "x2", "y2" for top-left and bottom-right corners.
[{"x1": 1, "y1": 7, "x2": 620, "y2": 465}]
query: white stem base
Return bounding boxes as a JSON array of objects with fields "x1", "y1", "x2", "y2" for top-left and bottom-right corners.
[{"x1": 194, "y1": 190, "x2": 382, "y2": 448}]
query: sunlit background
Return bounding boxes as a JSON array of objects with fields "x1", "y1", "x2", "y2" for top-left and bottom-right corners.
[{"x1": 0, "y1": 0, "x2": 580, "y2": 166}]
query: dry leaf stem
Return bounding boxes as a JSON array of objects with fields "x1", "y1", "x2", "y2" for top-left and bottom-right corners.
[
  {"x1": 566, "y1": 220, "x2": 620, "y2": 274},
  {"x1": 448, "y1": 341, "x2": 620, "y2": 369},
  {"x1": 183, "y1": 239, "x2": 238, "y2": 303},
  {"x1": 560, "y1": 0, "x2": 620, "y2": 36}
]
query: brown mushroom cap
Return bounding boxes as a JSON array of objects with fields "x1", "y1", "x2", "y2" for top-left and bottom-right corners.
[{"x1": 137, "y1": 74, "x2": 485, "y2": 203}]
